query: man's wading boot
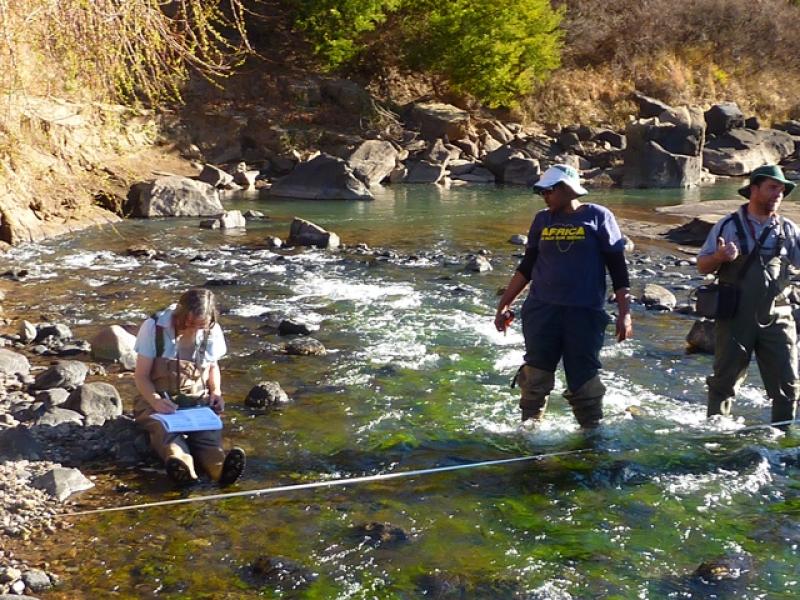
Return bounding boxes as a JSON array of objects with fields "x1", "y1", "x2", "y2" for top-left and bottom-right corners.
[
  {"x1": 513, "y1": 365, "x2": 555, "y2": 426},
  {"x1": 706, "y1": 390, "x2": 733, "y2": 418},
  {"x1": 563, "y1": 375, "x2": 605, "y2": 429}
]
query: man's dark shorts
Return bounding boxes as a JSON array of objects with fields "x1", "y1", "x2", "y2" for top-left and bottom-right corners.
[{"x1": 521, "y1": 297, "x2": 610, "y2": 391}]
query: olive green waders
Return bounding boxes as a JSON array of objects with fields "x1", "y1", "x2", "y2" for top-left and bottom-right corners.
[
  {"x1": 707, "y1": 247, "x2": 799, "y2": 424},
  {"x1": 515, "y1": 365, "x2": 554, "y2": 424},
  {"x1": 514, "y1": 365, "x2": 605, "y2": 428},
  {"x1": 134, "y1": 356, "x2": 225, "y2": 481},
  {"x1": 563, "y1": 375, "x2": 606, "y2": 429}
]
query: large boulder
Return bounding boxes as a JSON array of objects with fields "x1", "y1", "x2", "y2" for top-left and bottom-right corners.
[
  {"x1": 63, "y1": 382, "x2": 123, "y2": 426},
  {"x1": 408, "y1": 102, "x2": 470, "y2": 141},
  {"x1": 36, "y1": 407, "x2": 84, "y2": 427},
  {"x1": 502, "y1": 157, "x2": 540, "y2": 186},
  {"x1": 639, "y1": 283, "x2": 677, "y2": 310},
  {"x1": 31, "y1": 467, "x2": 94, "y2": 502},
  {"x1": 703, "y1": 128, "x2": 796, "y2": 176},
  {"x1": 31, "y1": 360, "x2": 88, "y2": 390},
  {"x1": 287, "y1": 217, "x2": 340, "y2": 249},
  {"x1": 0, "y1": 349, "x2": 30, "y2": 377},
  {"x1": 686, "y1": 319, "x2": 715, "y2": 354},
  {"x1": 197, "y1": 164, "x2": 234, "y2": 188},
  {"x1": 404, "y1": 160, "x2": 446, "y2": 184},
  {"x1": 269, "y1": 154, "x2": 373, "y2": 200},
  {"x1": 451, "y1": 167, "x2": 495, "y2": 183},
  {"x1": 482, "y1": 120, "x2": 515, "y2": 144},
  {"x1": 623, "y1": 106, "x2": 705, "y2": 188},
  {"x1": 632, "y1": 91, "x2": 672, "y2": 118},
  {"x1": 704, "y1": 102, "x2": 745, "y2": 136},
  {"x1": 347, "y1": 140, "x2": 400, "y2": 187},
  {"x1": 423, "y1": 138, "x2": 460, "y2": 166},
  {"x1": 126, "y1": 176, "x2": 223, "y2": 217},
  {"x1": 320, "y1": 78, "x2": 373, "y2": 113},
  {"x1": 774, "y1": 120, "x2": 800, "y2": 136},
  {"x1": 482, "y1": 145, "x2": 524, "y2": 178},
  {"x1": 594, "y1": 129, "x2": 626, "y2": 149},
  {"x1": 0, "y1": 427, "x2": 42, "y2": 461},
  {"x1": 90, "y1": 325, "x2": 136, "y2": 369}
]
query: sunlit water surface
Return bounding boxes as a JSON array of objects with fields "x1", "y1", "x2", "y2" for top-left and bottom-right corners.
[{"x1": 3, "y1": 183, "x2": 800, "y2": 598}]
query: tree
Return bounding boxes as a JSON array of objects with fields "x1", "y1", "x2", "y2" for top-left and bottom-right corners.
[
  {"x1": 406, "y1": 0, "x2": 564, "y2": 107},
  {"x1": 290, "y1": 0, "x2": 564, "y2": 108}
]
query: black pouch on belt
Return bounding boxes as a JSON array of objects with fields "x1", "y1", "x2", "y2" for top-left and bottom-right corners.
[{"x1": 693, "y1": 282, "x2": 740, "y2": 320}]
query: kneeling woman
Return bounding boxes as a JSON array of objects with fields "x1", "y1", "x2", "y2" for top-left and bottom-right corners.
[{"x1": 133, "y1": 288, "x2": 245, "y2": 486}]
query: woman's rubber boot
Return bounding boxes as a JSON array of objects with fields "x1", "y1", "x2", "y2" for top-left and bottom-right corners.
[
  {"x1": 165, "y1": 457, "x2": 197, "y2": 487},
  {"x1": 513, "y1": 365, "x2": 554, "y2": 426},
  {"x1": 564, "y1": 375, "x2": 605, "y2": 429},
  {"x1": 219, "y1": 447, "x2": 246, "y2": 487}
]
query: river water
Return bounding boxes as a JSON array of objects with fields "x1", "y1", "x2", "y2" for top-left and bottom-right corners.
[{"x1": 3, "y1": 182, "x2": 800, "y2": 598}]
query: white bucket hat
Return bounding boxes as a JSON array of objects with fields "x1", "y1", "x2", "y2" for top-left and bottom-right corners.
[{"x1": 533, "y1": 164, "x2": 588, "y2": 196}]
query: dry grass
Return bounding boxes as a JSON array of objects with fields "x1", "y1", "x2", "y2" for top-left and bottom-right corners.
[{"x1": 522, "y1": 0, "x2": 800, "y2": 125}]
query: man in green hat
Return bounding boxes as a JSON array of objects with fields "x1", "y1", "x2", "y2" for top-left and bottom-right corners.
[{"x1": 697, "y1": 164, "x2": 800, "y2": 426}]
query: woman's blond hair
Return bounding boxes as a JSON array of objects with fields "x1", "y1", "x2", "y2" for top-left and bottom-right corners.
[{"x1": 173, "y1": 288, "x2": 218, "y2": 333}]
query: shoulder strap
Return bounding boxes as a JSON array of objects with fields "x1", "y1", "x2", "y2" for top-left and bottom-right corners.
[
  {"x1": 150, "y1": 313, "x2": 165, "y2": 358},
  {"x1": 197, "y1": 328, "x2": 210, "y2": 367},
  {"x1": 733, "y1": 219, "x2": 774, "y2": 281},
  {"x1": 774, "y1": 216, "x2": 788, "y2": 258},
  {"x1": 730, "y1": 208, "x2": 749, "y2": 254}
]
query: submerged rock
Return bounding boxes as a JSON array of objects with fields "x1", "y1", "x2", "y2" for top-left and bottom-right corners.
[
  {"x1": 284, "y1": 338, "x2": 327, "y2": 356},
  {"x1": 247, "y1": 556, "x2": 318, "y2": 591},
  {"x1": 244, "y1": 381, "x2": 290, "y2": 408},
  {"x1": 277, "y1": 320, "x2": 316, "y2": 336},
  {"x1": 465, "y1": 255, "x2": 492, "y2": 273},
  {"x1": 694, "y1": 553, "x2": 754, "y2": 583},
  {"x1": 352, "y1": 521, "x2": 410, "y2": 547}
]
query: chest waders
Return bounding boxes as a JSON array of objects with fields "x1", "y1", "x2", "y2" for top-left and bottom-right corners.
[
  {"x1": 133, "y1": 321, "x2": 226, "y2": 481},
  {"x1": 706, "y1": 220, "x2": 799, "y2": 425},
  {"x1": 513, "y1": 303, "x2": 608, "y2": 430}
]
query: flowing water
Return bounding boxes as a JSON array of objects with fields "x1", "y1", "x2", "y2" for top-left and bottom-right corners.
[{"x1": 4, "y1": 183, "x2": 800, "y2": 599}]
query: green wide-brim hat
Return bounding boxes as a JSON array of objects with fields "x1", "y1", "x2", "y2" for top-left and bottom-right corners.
[{"x1": 737, "y1": 164, "x2": 796, "y2": 198}]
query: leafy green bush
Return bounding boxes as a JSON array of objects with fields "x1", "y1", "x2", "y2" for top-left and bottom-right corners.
[
  {"x1": 292, "y1": 0, "x2": 402, "y2": 67},
  {"x1": 290, "y1": 0, "x2": 564, "y2": 107},
  {"x1": 407, "y1": 0, "x2": 563, "y2": 107}
]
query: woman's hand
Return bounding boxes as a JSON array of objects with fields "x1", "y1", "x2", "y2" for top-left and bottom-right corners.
[
  {"x1": 208, "y1": 392, "x2": 225, "y2": 414},
  {"x1": 150, "y1": 393, "x2": 177, "y2": 414}
]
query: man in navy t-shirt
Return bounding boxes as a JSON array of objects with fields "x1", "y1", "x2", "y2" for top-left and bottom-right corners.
[{"x1": 495, "y1": 164, "x2": 633, "y2": 428}]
